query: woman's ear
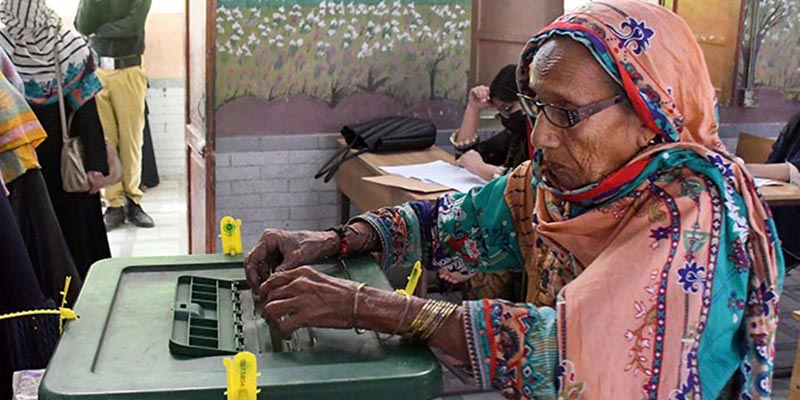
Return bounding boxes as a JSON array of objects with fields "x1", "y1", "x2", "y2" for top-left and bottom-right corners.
[{"x1": 633, "y1": 124, "x2": 656, "y2": 149}]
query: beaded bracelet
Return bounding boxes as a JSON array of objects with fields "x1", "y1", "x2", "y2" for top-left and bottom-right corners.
[{"x1": 449, "y1": 130, "x2": 478, "y2": 150}]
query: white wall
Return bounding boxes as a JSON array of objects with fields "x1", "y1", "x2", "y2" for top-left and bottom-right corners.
[{"x1": 46, "y1": 0, "x2": 183, "y2": 15}]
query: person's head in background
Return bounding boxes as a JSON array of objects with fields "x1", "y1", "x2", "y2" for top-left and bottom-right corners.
[{"x1": 489, "y1": 64, "x2": 527, "y2": 133}]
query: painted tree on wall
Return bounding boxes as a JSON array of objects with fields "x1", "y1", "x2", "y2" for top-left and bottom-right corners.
[
  {"x1": 741, "y1": 0, "x2": 800, "y2": 98},
  {"x1": 215, "y1": 0, "x2": 471, "y2": 108}
]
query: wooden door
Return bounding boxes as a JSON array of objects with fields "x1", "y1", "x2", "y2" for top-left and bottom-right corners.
[
  {"x1": 185, "y1": 0, "x2": 216, "y2": 254},
  {"x1": 470, "y1": 0, "x2": 563, "y2": 87},
  {"x1": 666, "y1": 0, "x2": 743, "y2": 107}
]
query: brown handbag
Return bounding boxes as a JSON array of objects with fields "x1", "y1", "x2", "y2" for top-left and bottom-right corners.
[{"x1": 55, "y1": 39, "x2": 122, "y2": 193}]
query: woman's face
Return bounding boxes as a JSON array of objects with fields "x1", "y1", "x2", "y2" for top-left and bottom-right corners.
[
  {"x1": 491, "y1": 99, "x2": 521, "y2": 119},
  {"x1": 529, "y1": 38, "x2": 653, "y2": 190}
]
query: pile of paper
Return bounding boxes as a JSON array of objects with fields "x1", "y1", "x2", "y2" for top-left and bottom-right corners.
[{"x1": 378, "y1": 160, "x2": 487, "y2": 193}]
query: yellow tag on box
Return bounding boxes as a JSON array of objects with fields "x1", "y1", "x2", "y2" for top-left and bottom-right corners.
[
  {"x1": 220, "y1": 216, "x2": 243, "y2": 256},
  {"x1": 224, "y1": 351, "x2": 260, "y2": 400}
]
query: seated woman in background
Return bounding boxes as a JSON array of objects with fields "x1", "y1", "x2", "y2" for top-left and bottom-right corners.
[
  {"x1": 747, "y1": 113, "x2": 800, "y2": 184},
  {"x1": 450, "y1": 65, "x2": 531, "y2": 302},
  {"x1": 452, "y1": 64, "x2": 531, "y2": 182},
  {"x1": 748, "y1": 112, "x2": 800, "y2": 266},
  {"x1": 245, "y1": 1, "x2": 783, "y2": 398}
]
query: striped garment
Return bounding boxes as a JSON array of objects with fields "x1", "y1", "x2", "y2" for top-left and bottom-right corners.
[{"x1": 0, "y1": 0, "x2": 101, "y2": 108}]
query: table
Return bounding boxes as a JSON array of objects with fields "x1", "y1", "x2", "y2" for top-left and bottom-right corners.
[
  {"x1": 762, "y1": 183, "x2": 800, "y2": 206},
  {"x1": 336, "y1": 141, "x2": 455, "y2": 222},
  {"x1": 334, "y1": 141, "x2": 800, "y2": 223}
]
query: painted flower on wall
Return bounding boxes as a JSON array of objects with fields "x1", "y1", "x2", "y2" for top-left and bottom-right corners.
[{"x1": 216, "y1": 0, "x2": 471, "y2": 108}]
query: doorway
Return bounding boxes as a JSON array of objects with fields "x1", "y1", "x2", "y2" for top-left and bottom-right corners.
[{"x1": 49, "y1": 0, "x2": 189, "y2": 256}]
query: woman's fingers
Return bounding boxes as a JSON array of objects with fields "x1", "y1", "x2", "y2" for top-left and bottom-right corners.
[
  {"x1": 262, "y1": 298, "x2": 304, "y2": 339},
  {"x1": 262, "y1": 274, "x2": 314, "y2": 304},
  {"x1": 258, "y1": 266, "x2": 323, "y2": 302},
  {"x1": 259, "y1": 267, "x2": 358, "y2": 337},
  {"x1": 244, "y1": 230, "x2": 284, "y2": 292}
]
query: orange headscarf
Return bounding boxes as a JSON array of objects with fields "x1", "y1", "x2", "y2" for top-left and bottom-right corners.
[{"x1": 518, "y1": 0, "x2": 725, "y2": 150}]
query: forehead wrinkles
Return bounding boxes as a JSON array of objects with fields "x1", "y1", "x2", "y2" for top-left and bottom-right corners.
[{"x1": 529, "y1": 40, "x2": 567, "y2": 91}]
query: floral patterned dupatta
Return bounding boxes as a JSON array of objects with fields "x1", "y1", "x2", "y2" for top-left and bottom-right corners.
[
  {"x1": 517, "y1": 143, "x2": 783, "y2": 399},
  {"x1": 508, "y1": 1, "x2": 784, "y2": 398}
]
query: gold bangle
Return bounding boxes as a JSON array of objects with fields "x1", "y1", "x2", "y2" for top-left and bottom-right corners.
[
  {"x1": 407, "y1": 300, "x2": 435, "y2": 337},
  {"x1": 353, "y1": 283, "x2": 366, "y2": 334},
  {"x1": 410, "y1": 300, "x2": 458, "y2": 341},
  {"x1": 419, "y1": 301, "x2": 446, "y2": 340},
  {"x1": 422, "y1": 302, "x2": 451, "y2": 340},
  {"x1": 424, "y1": 302, "x2": 458, "y2": 341}
]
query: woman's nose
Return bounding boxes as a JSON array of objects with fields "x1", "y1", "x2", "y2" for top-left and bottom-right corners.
[{"x1": 531, "y1": 117, "x2": 561, "y2": 149}]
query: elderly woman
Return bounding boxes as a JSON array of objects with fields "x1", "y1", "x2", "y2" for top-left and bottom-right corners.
[{"x1": 245, "y1": 1, "x2": 784, "y2": 398}]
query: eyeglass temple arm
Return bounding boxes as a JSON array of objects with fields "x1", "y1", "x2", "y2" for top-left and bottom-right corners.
[{"x1": 574, "y1": 96, "x2": 626, "y2": 121}]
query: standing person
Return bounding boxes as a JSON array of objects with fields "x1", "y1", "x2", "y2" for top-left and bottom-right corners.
[
  {"x1": 0, "y1": 0, "x2": 112, "y2": 279},
  {"x1": 75, "y1": 0, "x2": 154, "y2": 231},
  {"x1": 0, "y1": 66, "x2": 82, "y2": 306},
  {"x1": 0, "y1": 175, "x2": 60, "y2": 400}
]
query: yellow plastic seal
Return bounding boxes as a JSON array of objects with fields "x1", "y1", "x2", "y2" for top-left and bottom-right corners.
[
  {"x1": 224, "y1": 351, "x2": 260, "y2": 400},
  {"x1": 395, "y1": 261, "x2": 423, "y2": 296},
  {"x1": 220, "y1": 216, "x2": 243, "y2": 256}
]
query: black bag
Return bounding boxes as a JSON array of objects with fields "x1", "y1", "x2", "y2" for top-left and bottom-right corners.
[{"x1": 315, "y1": 116, "x2": 437, "y2": 182}]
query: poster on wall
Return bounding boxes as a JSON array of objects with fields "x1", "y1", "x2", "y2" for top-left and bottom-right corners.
[{"x1": 215, "y1": 0, "x2": 472, "y2": 136}]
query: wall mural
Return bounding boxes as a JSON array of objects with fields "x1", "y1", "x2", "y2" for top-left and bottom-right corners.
[
  {"x1": 215, "y1": 0, "x2": 471, "y2": 136},
  {"x1": 742, "y1": 0, "x2": 799, "y2": 100}
]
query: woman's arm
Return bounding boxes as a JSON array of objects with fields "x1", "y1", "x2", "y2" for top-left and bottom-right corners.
[
  {"x1": 259, "y1": 267, "x2": 558, "y2": 398},
  {"x1": 746, "y1": 162, "x2": 800, "y2": 184},
  {"x1": 452, "y1": 85, "x2": 495, "y2": 151},
  {"x1": 352, "y1": 174, "x2": 524, "y2": 278},
  {"x1": 456, "y1": 149, "x2": 506, "y2": 181}
]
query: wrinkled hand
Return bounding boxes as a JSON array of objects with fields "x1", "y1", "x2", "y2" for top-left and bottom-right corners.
[
  {"x1": 456, "y1": 150, "x2": 495, "y2": 181},
  {"x1": 244, "y1": 229, "x2": 337, "y2": 294},
  {"x1": 87, "y1": 171, "x2": 104, "y2": 194},
  {"x1": 467, "y1": 85, "x2": 493, "y2": 110},
  {"x1": 259, "y1": 266, "x2": 358, "y2": 339}
]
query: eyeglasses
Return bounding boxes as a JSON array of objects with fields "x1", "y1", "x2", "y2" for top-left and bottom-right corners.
[
  {"x1": 495, "y1": 102, "x2": 517, "y2": 119},
  {"x1": 517, "y1": 93, "x2": 627, "y2": 128}
]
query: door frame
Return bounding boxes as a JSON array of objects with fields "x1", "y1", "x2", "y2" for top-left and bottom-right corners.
[{"x1": 185, "y1": 0, "x2": 217, "y2": 253}]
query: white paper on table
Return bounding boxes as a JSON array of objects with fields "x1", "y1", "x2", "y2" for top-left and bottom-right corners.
[
  {"x1": 754, "y1": 177, "x2": 782, "y2": 188},
  {"x1": 379, "y1": 160, "x2": 488, "y2": 193}
]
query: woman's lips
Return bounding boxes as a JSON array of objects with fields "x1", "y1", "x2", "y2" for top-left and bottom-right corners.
[{"x1": 541, "y1": 160, "x2": 569, "y2": 186}]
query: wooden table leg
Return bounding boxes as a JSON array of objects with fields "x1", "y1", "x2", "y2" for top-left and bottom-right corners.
[{"x1": 340, "y1": 191, "x2": 351, "y2": 224}]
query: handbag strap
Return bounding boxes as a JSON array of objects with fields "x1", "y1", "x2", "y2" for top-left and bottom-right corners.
[
  {"x1": 52, "y1": 25, "x2": 69, "y2": 143},
  {"x1": 314, "y1": 139, "x2": 368, "y2": 183}
]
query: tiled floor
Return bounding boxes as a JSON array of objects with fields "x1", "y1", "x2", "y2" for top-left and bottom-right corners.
[
  {"x1": 106, "y1": 179, "x2": 189, "y2": 257},
  {"x1": 101, "y1": 179, "x2": 797, "y2": 398}
]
